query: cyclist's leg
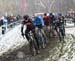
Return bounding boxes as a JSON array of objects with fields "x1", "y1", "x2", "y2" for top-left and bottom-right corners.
[
  {"x1": 55, "y1": 26, "x2": 62, "y2": 41},
  {"x1": 50, "y1": 24, "x2": 54, "y2": 37},
  {"x1": 46, "y1": 25, "x2": 51, "y2": 39},
  {"x1": 47, "y1": 25, "x2": 50, "y2": 32},
  {"x1": 34, "y1": 27, "x2": 40, "y2": 50},
  {"x1": 36, "y1": 25, "x2": 47, "y2": 48},
  {"x1": 52, "y1": 25, "x2": 57, "y2": 37},
  {"x1": 40, "y1": 26, "x2": 47, "y2": 40},
  {"x1": 44, "y1": 25, "x2": 48, "y2": 38},
  {"x1": 51, "y1": 24, "x2": 56, "y2": 37},
  {"x1": 58, "y1": 27, "x2": 64, "y2": 42},
  {"x1": 41, "y1": 29, "x2": 46, "y2": 38},
  {"x1": 60, "y1": 27, "x2": 65, "y2": 40},
  {"x1": 41, "y1": 27, "x2": 47, "y2": 39},
  {"x1": 31, "y1": 29, "x2": 38, "y2": 49},
  {"x1": 40, "y1": 28, "x2": 48, "y2": 47},
  {"x1": 25, "y1": 29, "x2": 35, "y2": 55},
  {"x1": 43, "y1": 25, "x2": 47, "y2": 35},
  {"x1": 58, "y1": 28, "x2": 64, "y2": 43}
]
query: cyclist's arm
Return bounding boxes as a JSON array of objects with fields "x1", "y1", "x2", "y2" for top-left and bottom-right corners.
[
  {"x1": 38, "y1": 16, "x2": 44, "y2": 26},
  {"x1": 21, "y1": 20, "x2": 26, "y2": 35},
  {"x1": 21, "y1": 23, "x2": 26, "y2": 39},
  {"x1": 21, "y1": 24, "x2": 24, "y2": 35},
  {"x1": 41, "y1": 18, "x2": 44, "y2": 26}
]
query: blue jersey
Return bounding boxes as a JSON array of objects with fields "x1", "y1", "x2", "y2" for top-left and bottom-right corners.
[{"x1": 33, "y1": 16, "x2": 44, "y2": 26}]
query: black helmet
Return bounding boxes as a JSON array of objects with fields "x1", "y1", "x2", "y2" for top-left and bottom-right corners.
[
  {"x1": 23, "y1": 15, "x2": 29, "y2": 20},
  {"x1": 49, "y1": 13, "x2": 53, "y2": 16},
  {"x1": 44, "y1": 13, "x2": 47, "y2": 16}
]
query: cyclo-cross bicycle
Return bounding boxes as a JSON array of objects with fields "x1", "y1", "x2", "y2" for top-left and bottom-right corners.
[{"x1": 26, "y1": 31, "x2": 38, "y2": 56}]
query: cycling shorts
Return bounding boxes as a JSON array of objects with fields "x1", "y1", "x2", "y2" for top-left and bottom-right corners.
[{"x1": 35, "y1": 24, "x2": 43, "y2": 29}]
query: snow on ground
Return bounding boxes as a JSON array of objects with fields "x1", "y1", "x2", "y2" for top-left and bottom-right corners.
[
  {"x1": 65, "y1": 23, "x2": 75, "y2": 35},
  {"x1": 0, "y1": 25, "x2": 28, "y2": 56},
  {"x1": 58, "y1": 34, "x2": 75, "y2": 61},
  {"x1": 66, "y1": 28, "x2": 75, "y2": 35},
  {"x1": 58, "y1": 25, "x2": 75, "y2": 61},
  {"x1": 65, "y1": 27, "x2": 75, "y2": 35},
  {"x1": 66, "y1": 23, "x2": 74, "y2": 27},
  {"x1": 0, "y1": 23, "x2": 75, "y2": 61}
]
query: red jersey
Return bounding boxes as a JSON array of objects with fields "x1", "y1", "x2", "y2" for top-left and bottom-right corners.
[
  {"x1": 43, "y1": 16, "x2": 51, "y2": 26},
  {"x1": 22, "y1": 19, "x2": 34, "y2": 30}
]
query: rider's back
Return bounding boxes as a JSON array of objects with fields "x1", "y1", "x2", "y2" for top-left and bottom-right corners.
[
  {"x1": 33, "y1": 16, "x2": 44, "y2": 26},
  {"x1": 22, "y1": 18, "x2": 34, "y2": 30}
]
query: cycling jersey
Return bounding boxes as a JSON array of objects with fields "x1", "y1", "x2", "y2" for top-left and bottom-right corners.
[
  {"x1": 43, "y1": 16, "x2": 50, "y2": 26},
  {"x1": 22, "y1": 19, "x2": 34, "y2": 30},
  {"x1": 50, "y1": 15, "x2": 56, "y2": 26},
  {"x1": 33, "y1": 16, "x2": 44, "y2": 27},
  {"x1": 56, "y1": 17, "x2": 64, "y2": 27}
]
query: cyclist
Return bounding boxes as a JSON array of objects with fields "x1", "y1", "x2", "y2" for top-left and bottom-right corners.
[
  {"x1": 43, "y1": 13, "x2": 51, "y2": 38},
  {"x1": 21, "y1": 15, "x2": 34, "y2": 40},
  {"x1": 32, "y1": 14, "x2": 47, "y2": 48},
  {"x1": 21, "y1": 15, "x2": 39, "y2": 55},
  {"x1": 61, "y1": 16, "x2": 65, "y2": 36},
  {"x1": 55, "y1": 14, "x2": 65, "y2": 41},
  {"x1": 49, "y1": 13, "x2": 57, "y2": 37},
  {"x1": 49, "y1": 13, "x2": 56, "y2": 26},
  {"x1": 43, "y1": 13, "x2": 51, "y2": 27},
  {"x1": 1, "y1": 16, "x2": 8, "y2": 34}
]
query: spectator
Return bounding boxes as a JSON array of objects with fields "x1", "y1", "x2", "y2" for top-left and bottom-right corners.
[
  {"x1": 1, "y1": 16, "x2": 8, "y2": 34},
  {"x1": 0, "y1": 19, "x2": 3, "y2": 26},
  {"x1": 73, "y1": 17, "x2": 75, "y2": 26}
]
